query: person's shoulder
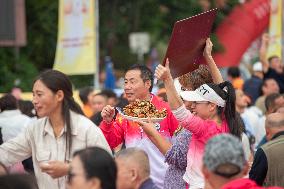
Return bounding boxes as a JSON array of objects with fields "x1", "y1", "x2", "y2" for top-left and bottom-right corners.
[
  {"x1": 221, "y1": 178, "x2": 258, "y2": 189},
  {"x1": 71, "y1": 111, "x2": 95, "y2": 128},
  {"x1": 26, "y1": 116, "x2": 47, "y2": 134}
]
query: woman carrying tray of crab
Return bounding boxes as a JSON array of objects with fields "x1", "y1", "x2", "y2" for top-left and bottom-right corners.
[{"x1": 138, "y1": 38, "x2": 243, "y2": 189}]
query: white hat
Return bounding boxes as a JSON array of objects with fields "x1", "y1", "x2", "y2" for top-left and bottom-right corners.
[
  {"x1": 180, "y1": 84, "x2": 226, "y2": 107},
  {"x1": 174, "y1": 78, "x2": 182, "y2": 95},
  {"x1": 252, "y1": 62, "x2": 263, "y2": 72}
]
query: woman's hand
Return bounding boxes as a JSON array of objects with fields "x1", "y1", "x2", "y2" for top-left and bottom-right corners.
[
  {"x1": 136, "y1": 118, "x2": 158, "y2": 137},
  {"x1": 136, "y1": 118, "x2": 172, "y2": 155},
  {"x1": 203, "y1": 38, "x2": 213, "y2": 60},
  {"x1": 40, "y1": 160, "x2": 69, "y2": 178},
  {"x1": 155, "y1": 58, "x2": 172, "y2": 83}
]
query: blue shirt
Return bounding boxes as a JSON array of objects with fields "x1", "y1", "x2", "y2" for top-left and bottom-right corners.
[
  {"x1": 243, "y1": 75, "x2": 263, "y2": 104},
  {"x1": 139, "y1": 178, "x2": 159, "y2": 189}
]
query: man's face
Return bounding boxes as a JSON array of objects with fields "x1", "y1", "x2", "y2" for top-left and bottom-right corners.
[
  {"x1": 115, "y1": 158, "x2": 134, "y2": 189},
  {"x1": 124, "y1": 70, "x2": 151, "y2": 103},
  {"x1": 270, "y1": 57, "x2": 283, "y2": 74},
  {"x1": 235, "y1": 89, "x2": 248, "y2": 112},
  {"x1": 274, "y1": 96, "x2": 284, "y2": 110},
  {"x1": 263, "y1": 79, "x2": 280, "y2": 96},
  {"x1": 91, "y1": 95, "x2": 107, "y2": 114}
]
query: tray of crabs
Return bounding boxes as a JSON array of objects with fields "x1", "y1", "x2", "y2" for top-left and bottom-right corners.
[{"x1": 116, "y1": 100, "x2": 167, "y2": 123}]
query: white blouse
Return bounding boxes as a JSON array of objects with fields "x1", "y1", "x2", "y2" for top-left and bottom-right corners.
[{"x1": 0, "y1": 111, "x2": 111, "y2": 189}]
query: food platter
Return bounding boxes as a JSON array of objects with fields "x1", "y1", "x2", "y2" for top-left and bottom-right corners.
[
  {"x1": 120, "y1": 113, "x2": 166, "y2": 123},
  {"x1": 116, "y1": 100, "x2": 167, "y2": 123}
]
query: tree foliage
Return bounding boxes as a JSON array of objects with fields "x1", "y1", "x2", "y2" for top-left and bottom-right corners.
[{"x1": 0, "y1": 0, "x2": 239, "y2": 92}]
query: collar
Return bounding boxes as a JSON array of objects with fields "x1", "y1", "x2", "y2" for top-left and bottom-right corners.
[
  {"x1": 271, "y1": 131, "x2": 284, "y2": 140},
  {"x1": 139, "y1": 178, "x2": 155, "y2": 189},
  {"x1": 43, "y1": 111, "x2": 78, "y2": 137}
]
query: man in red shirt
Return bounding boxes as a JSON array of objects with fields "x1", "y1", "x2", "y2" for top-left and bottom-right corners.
[{"x1": 100, "y1": 64, "x2": 179, "y2": 188}]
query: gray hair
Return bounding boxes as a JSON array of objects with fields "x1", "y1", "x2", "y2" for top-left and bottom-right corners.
[{"x1": 116, "y1": 148, "x2": 150, "y2": 177}]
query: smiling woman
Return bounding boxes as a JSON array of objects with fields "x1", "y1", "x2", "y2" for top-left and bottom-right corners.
[{"x1": 0, "y1": 70, "x2": 111, "y2": 189}]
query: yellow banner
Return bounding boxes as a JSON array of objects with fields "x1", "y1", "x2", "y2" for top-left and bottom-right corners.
[
  {"x1": 267, "y1": 0, "x2": 282, "y2": 59},
  {"x1": 54, "y1": 0, "x2": 96, "y2": 75}
]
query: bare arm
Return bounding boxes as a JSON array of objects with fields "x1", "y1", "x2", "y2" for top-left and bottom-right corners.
[
  {"x1": 136, "y1": 119, "x2": 171, "y2": 155},
  {"x1": 259, "y1": 33, "x2": 270, "y2": 73},
  {"x1": 155, "y1": 59, "x2": 184, "y2": 110},
  {"x1": 204, "y1": 38, "x2": 223, "y2": 84}
]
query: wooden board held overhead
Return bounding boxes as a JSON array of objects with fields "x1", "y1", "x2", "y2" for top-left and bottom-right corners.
[{"x1": 163, "y1": 9, "x2": 218, "y2": 78}]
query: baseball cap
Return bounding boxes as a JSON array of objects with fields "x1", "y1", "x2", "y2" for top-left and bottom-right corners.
[
  {"x1": 203, "y1": 134, "x2": 246, "y2": 178},
  {"x1": 252, "y1": 62, "x2": 263, "y2": 72},
  {"x1": 180, "y1": 83, "x2": 226, "y2": 107}
]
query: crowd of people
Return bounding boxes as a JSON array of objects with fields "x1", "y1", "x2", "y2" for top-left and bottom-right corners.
[{"x1": 0, "y1": 36, "x2": 284, "y2": 189}]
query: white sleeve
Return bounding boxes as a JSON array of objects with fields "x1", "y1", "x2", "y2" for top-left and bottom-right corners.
[
  {"x1": 241, "y1": 133, "x2": 251, "y2": 161},
  {"x1": 86, "y1": 126, "x2": 112, "y2": 155},
  {"x1": 0, "y1": 126, "x2": 32, "y2": 166}
]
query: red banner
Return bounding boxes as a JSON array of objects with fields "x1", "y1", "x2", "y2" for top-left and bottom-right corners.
[{"x1": 214, "y1": 0, "x2": 270, "y2": 67}]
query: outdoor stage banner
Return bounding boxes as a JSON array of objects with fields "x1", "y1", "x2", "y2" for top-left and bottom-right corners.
[
  {"x1": 53, "y1": 0, "x2": 96, "y2": 75},
  {"x1": 267, "y1": 0, "x2": 282, "y2": 59}
]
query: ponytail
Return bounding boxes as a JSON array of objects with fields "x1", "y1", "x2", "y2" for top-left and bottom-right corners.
[{"x1": 218, "y1": 81, "x2": 242, "y2": 138}]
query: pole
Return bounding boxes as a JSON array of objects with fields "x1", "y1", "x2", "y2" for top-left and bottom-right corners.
[
  {"x1": 94, "y1": 0, "x2": 100, "y2": 89},
  {"x1": 282, "y1": 0, "x2": 284, "y2": 60}
]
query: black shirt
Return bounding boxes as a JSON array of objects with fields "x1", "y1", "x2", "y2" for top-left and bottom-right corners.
[{"x1": 249, "y1": 131, "x2": 284, "y2": 185}]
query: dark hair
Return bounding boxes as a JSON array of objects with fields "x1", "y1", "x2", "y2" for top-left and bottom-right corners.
[
  {"x1": 208, "y1": 81, "x2": 242, "y2": 138},
  {"x1": 94, "y1": 92, "x2": 108, "y2": 99},
  {"x1": 79, "y1": 87, "x2": 94, "y2": 105},
  {"x1": 126, "y1": 64, "x2": 154, "y2": 92},
  {"x1": 268, "y1": 55, "x2": 279, "y2": 64},
  {"x1": 100, "y1": 89, "x2": 117, "y2": 99},
  {"x1": 0, "y1": 94, "x2": 17, "y2": 111},
  {"x1": 265, "y1": 93, "x2": 282, "y2": 112},
  {"x1": 0, "y1": 174, "x2": 38, "y2": 189},
  {"x1": 34, "y1": 70, "x2": 84, "y2": 160},
  {"x1": 18, "y1": 100, "x2": 35, "y2": 117},
  {"x1": 227, "y1": 67, "x2": 240, "y2": 78},
  {"x1": 73, "y1": 147, "x2": 117, "y2": 189}
]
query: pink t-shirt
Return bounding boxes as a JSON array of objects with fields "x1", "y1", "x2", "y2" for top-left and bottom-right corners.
[{"x1": 173, "y1": 105, "x2": 229, "y2": 189}]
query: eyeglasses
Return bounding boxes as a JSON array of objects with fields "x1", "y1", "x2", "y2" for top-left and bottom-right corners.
[{"x1": 191, "y1": 101, "x2": 210, "y2": 106}]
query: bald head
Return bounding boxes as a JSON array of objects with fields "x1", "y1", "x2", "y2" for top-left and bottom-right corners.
[
  {"x1": 116, "y1": 148, "x2": 150, "y2": 177},
  {"x1": 265, "y1": 113, "x2": 284, "y2": 140},
  {"x1": 266, "y1": 113, "x2": 284, "y2": 128}
]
